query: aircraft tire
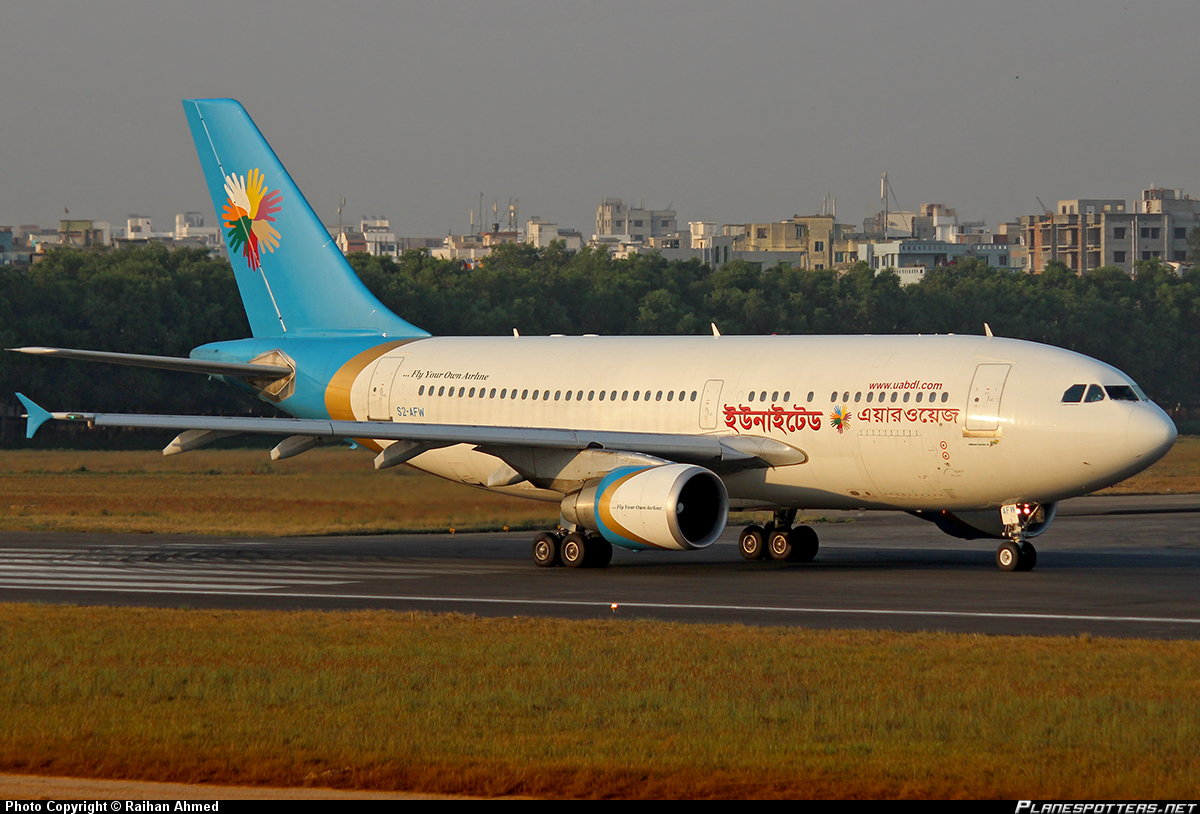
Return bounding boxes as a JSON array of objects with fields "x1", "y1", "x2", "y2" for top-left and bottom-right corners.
[
  {"x1": 561, "y1": 532, "x2": 589, "y2": 568},
  {"x1": 791, "y1": 525, "x2": 819, "y2": 563},
  {"x1": 1017, "y1": 542, "x2": 1037, "y2": 572},
  {"x1": 585, "y1": 534, "x2": 613, "y2": 568},
  {"x1": 996, "y1": 541, "x2": 1021, "y2": 571},
  {"x1": 739, "y1": 525, "x2": 767, "y2": 560},
  {"x1": 532, "y1": 532, "x2": 562, "y2": 568},
  {"x1": 768, "y1": 528, "x2": 794, "y2": 562}
]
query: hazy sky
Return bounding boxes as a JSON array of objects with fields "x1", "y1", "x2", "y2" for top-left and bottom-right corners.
[{"x1": 2, "y1": 1, "x2": 1198, "y2": 238}]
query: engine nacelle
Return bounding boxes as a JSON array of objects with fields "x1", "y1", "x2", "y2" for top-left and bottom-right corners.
[
  {"x1": 561, "y1": 464, "x2": 729, "y2": 551},
  {"x1": 914, "y1": 502, "x2": 1058, "y2": 541}
]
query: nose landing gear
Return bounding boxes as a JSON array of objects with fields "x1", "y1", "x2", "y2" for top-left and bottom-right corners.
[{"x1": 996, "y1": 502, "x2": 1041, "y2": 572}]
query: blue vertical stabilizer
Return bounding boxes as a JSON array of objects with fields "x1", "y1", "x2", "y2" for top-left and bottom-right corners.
[{"x1": 183, "y1": 99, "x2": 428, "y2": 339}]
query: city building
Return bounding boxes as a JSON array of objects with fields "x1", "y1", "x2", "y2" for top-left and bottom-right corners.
[
  {"x1": 594, "y1": 198, "x2": 678, "y2": 244},
  {"x1": 1017, "y1": 190, "x2": 1200, "y2": 275},
  {"x1": 526, "y1": 218, "x2": 584, "y2": 251}
]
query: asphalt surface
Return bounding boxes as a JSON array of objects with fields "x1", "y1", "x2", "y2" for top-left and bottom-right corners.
[{"x1": 2, "y1": 493, "x2": 1199, "y2": 639}]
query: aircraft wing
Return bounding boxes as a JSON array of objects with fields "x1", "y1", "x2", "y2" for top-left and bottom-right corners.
[
  {"x1": 8, "y1": 347, "x2": 291, "y2": 380},
  {"x1": 14, "y1": 395, "x2": 806, "y2": 472}
]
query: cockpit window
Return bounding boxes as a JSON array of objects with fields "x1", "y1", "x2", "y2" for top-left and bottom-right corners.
[
  {"x1": 1105, "y1": 385, "x2": 1140, "y2": 402},
  {"x1": 1084, "y1": 384, "x2": 1106, "y2": 403},
  {"x1": 1061, "y1": 384, "x2": 1086, "y2": 403}
]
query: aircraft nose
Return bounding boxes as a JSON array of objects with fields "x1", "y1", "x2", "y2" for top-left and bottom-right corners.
[{"x1": 1126, "y1": 405, "x2": 1177, "y2": 465}]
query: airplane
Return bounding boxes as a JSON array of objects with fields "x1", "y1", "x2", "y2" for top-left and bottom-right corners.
[{"x1": 12, "y1": 98, "x2": 1178, "y2": 572}]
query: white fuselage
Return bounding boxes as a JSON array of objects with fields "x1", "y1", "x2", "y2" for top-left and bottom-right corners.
[{"x1": 344, "y1": 334, "x2": 1176, "y2": 513}]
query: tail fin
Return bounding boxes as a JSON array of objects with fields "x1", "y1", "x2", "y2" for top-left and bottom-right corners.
[{"x1": 183, "y1": 99, "x2": 427, "y2": 339}]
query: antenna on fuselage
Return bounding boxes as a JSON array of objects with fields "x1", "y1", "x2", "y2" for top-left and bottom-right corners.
[
  {"x1": 984, "y1": 323, "x2": 994, "y2": 338},
  {"x1": 711, "y1": 322, "x2": 721, "y2": 337},
  {"x1": 513, "y1": 328, "x2": 520, "y2": 337}
]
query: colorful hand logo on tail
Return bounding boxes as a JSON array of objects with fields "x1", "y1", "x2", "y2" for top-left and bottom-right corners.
[{"x1": 222, "y1": 168, "x2": 282, "y2": 271}]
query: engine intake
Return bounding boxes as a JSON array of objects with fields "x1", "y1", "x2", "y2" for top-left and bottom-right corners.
[{"x1": 561, "y1": 464, "x2": 729, "y2": 551}]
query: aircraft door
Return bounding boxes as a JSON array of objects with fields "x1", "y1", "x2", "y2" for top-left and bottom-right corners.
[
  {"x1": 965, "y1": 364, "x2": 1011, "y2": 432},
  {"x1": 367, "y1": 355, "x2": 406, "y2": 421},
  {"x1": 699, "y1": 379, "x2": 724, "y2": 429}
]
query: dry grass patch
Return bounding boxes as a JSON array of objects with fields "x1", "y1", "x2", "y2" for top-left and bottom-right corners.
[
  {"x1": 0, "y1": 603, "x2": 1197, "y2": 798},
  {"x1": 0, "y1": 448, "x2": 557, "y2": 535}
]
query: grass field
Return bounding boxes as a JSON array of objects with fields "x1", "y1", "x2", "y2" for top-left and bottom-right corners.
[
  {"x1": 0, "y1": 437, "x2": 1196, "y2": 536},
  {"x1": 0, "y1": 604, "x2": 1197, "y2": 799}
]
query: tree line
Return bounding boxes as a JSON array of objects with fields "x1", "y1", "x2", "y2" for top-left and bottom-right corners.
[{"x1": 2, "y1": 242, "x2": 1198, "y2": 444}]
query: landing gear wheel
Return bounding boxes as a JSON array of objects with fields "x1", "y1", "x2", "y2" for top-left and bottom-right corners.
[
  {"x1": 561, "y1": 532, "x2": 589, "y2": 568},
  {"x1": 739, "y1": 525, "x2": 767, "y2": 560},
  {"x1": 532, "y1": 532, "x2": 562, "y2": 567},
  {"x1": 768, "y1": 528, "x2": 794, "y2": 562},
  {"x1": 791, "y1": 525, "x2": 819, "y2": 563},
  {"x1": 1017, "y1": 542, "x2": 1037, "y2": 572},
  {"x1": 997, "y1": 541, "x2": 1020, "y2": 571},
  {"x1": 584, "y1": 534, "x2": 613, "y2": 568},
  {"x1": 997, "y1": 540, "x2": 1037, "y2": 572}
]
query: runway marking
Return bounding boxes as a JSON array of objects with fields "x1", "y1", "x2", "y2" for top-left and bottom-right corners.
[{"x1": 1, "y1": 584, "x2": 1198, "y2": 627}]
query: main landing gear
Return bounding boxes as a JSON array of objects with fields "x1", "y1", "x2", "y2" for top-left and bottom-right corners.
[
  {"x1": 532, "y1": 530, "x2": 613, "y2": 569},
  {"x1": 995, "y1": 502, "x2": 1040, "y2": 572},
  {"x1": 738, "y1": 509, "x2": 819, "y2": 563}
]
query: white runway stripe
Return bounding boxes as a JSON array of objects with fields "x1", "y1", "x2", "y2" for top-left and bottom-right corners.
[{"x1": 0, "y1": 584, "x2": 1197, "y2": 626}]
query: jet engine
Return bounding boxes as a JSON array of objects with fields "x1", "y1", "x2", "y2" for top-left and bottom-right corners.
[
  {"x1": 561, "y1": 464, "x2": 729, "y2": 551},
  {"x1": 913, "y1": 502, "x2": 1058, "y2": 541}
]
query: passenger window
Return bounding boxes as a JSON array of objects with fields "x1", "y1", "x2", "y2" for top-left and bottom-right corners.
[
  {"x1": 622, "y1": 391, "x2": 629, "y2": 401},
  {"x1": 748, "y1": 391, "x2": 756, "y2": 402},
  {"x1": 667, "y1": 391, "x2": 674, "y2": 401},
  {"x1": 783, "y1": 391, "x2": 790, "y2": 401},
  {"x1": 577, "y1": 391, "x2": 583, "y2": 401},
  {"x1": 656, "y1": 391, "x2": 663, "y2": 401},
  {"x1": 760, "y1": 391, "x2": 767, "y2": 402},
  {"x1": 522, "y1": 389, "x2": 529, "y2": 399},
  {"x1": 598, "y1": 391, "x2": 605, "y2": 401},
  {"x1": 459, "y1": 387, "x2": 465, "y2": 397},
  {"x1": 915, "y1": 392, "x2": 923, "y2": 403},
  {"x1": 532, "y1": 390, "x2": 539, "y2": 400},
  {"x1": 490, "y1": 388, "x2": 497, "y2": 398},
  {"x1": 842, "y1": 392, "x2": 850, "y2": 402},
  {"x1": 890, "y1": 392, "x2": 898, "y2": 403},
  {"x1": 645, "y1": 391, "x2": 651, "y2": 401},
  {"x1": 902, "y1": 392, "x2": 910, "y2": 403},
  {"x1": 555, "y1": 391, "x2": 561, "y2": 401},
  {"x1": 691, "y1": 391, "x2": 698, "y2": 402},
  {"x1": 772, "y1": 391, "x2": 779, "y2": 403},
  {"x1": 830, "y1": 391, "x2": 837, "y2": 403},
  {"x1": 543, "y1": 390, "x2": 550, "y2": 400},
  {"x1": 866, "y1": 392, "x2": 874, "y2": 403},
  {"x1": 1105, "y1": 385, "x2": 1139, "y2": 402},
  {"x1": 418, "y1": 385, "x2": 425, "y2": 396},
  {"x1": 565, "y1": 390, "x2": 572, "y2": 401},
  {"x1": 854, "y1": 392, "x2": 861, "y2": 402},
  {"x1": 438, "y1": 386, "x2": 445, "y2": 396},
  {"x1": 941, "y1": 392, "x2": 948, "y2": 403},
  {"x1": 469, "y1": 387, "x2": 476, "y2": 398},
  {"x1": 588, "y1": 391, "x2": 595, "y2": 401},
  {"x1": 633, "y1": 391, "x2": 640, "y2": 401},
  {"x1": 1061, "y1": 384, "x2": 1086, "y2": 403},
  {"x1": 1085, "y1": 385, "x2": 1106, "y2": 403},
  {"x1": 807, "y1": 392, "x2": 814, "y2": 403}
]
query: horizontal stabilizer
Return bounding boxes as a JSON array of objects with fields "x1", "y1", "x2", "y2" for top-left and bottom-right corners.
[{"x1": 9, "y1": 347, "x2": 291, "y2": 379}]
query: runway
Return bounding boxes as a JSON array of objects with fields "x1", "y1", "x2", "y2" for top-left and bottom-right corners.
[{"x1": 2, "y1": 494, "x2": 1199, "y2": 639}]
